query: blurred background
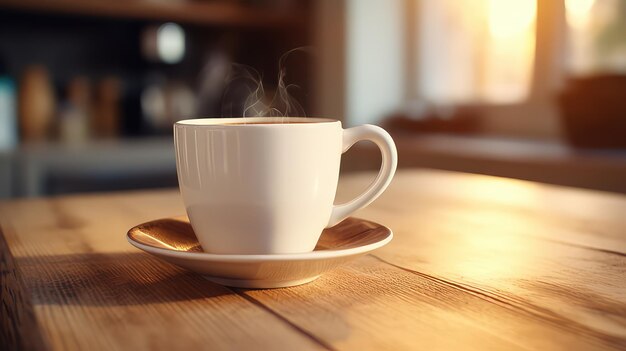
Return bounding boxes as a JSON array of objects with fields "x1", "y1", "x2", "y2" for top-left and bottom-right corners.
[{"x1": 0, "y1": 0, "x2": 624, "y2": 198}]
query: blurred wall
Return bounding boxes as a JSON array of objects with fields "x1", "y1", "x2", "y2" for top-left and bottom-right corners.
[
  {"x1": 346, "y1": 0, "x2": 406, "y2": 126},
  {"x1": 314, "y1": 0, "x2": 406, "y2": 127},
  {"x1": 312, "y1": 0, "x2": 346, "y2": 122}
]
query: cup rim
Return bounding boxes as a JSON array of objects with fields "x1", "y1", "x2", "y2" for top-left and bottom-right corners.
[{"x1": 175, "y1": 117, "x2": 339, "y2": 127}]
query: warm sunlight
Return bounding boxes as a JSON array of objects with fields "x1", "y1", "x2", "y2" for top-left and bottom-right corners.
[
  {"x1": 564, "y1": 0, "x2": 624, "y2": 74},
  {"x1": 484, "y1": 0, "x2": 537, "y2": 102},
  {"x1": 488, "y1": 0, "x2": 537, "y2": 38},
  {"x1": 565, "y1": 0, "x2": 596, "y2": 28},
  {"x1": 565, "y1": 0, "x2": 596, "y2": 73},
  {"x1": 418, "y1": 0, "x2": 537, "y2": 104}
]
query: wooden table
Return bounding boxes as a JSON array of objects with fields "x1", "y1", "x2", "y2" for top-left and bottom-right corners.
[{"x1": 1, "y1": 169, "x2": 625, "y2": 350}]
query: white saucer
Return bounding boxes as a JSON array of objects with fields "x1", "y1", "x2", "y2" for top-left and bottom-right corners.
[{"x1": 127, "y1": 216, "x2": 392, "y2": 288}]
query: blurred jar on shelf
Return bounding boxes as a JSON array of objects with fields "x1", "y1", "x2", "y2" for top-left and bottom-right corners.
[
  {"x1": 93, "y1": 76, "x2": 122, "y2": 138},
  {"x1": 59, "y1": 76, "x2": 92, "y2": 144},
  {"x1": 0, "y1": 55, "x2": 17, "y2": 150},
  {"x1": 141, "y1": 78, "x2": 195, "y2": 132},
  {"x1": 18, "y1": 65, "x2": 56, "y2": 142}
]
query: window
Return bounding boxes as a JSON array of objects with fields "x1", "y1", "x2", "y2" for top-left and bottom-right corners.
[
  {"x1": 565, "y1": 0, "x2": 626, "y2": 75},
  {"x1": 417, "y1": 0, "x2": 537, "y2": 104},
  {"x1": 319, "y1": 0, "x2": 625, "y2": 136}
]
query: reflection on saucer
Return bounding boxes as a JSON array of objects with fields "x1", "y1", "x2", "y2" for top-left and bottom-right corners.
[{"x1": 127, "y1": 217, "x2": 392, "y2": 288}]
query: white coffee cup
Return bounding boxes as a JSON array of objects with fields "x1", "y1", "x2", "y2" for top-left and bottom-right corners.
[{"x1": 174, "y1": 117, "x2": 397, "y2": 254}]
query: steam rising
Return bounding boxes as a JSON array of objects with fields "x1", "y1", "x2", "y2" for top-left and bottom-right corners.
[{"x1": 222, "y1": 47, "x2": 308, "y2": 118}]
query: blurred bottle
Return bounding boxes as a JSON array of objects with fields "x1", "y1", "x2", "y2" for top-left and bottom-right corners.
[
  {"x1": 18, "y1": 65, "x2": 56, "y2": 142},
  {"x1": 59, "y1": 76, "x2": 91, "y2": 144},
  {"x1": 197, "y1": 50, "x2": 231, "y2": 117},
  {"x1": 167, "y1": 81, "x2": 195, "y2": 123},
  {"x1": 141, "y1": 77, "x2": 195, "y2": 132},
  {"x1": 93, "y1": 76, "x2": 122, "y2": 138},
  {"x1": 0, "y1": 55, "x2": 17, "y2": 150},
  {"x1": 141, "y1": 77, "x2": 167, "y2": 131}
]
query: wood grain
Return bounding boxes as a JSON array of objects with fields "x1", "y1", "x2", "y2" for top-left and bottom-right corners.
[
  {"x1": 0, "y1": 192, "x2": 323, "y2": 350},
  {"x1": 1, "y1": 169, "x2": 625, "y2": 350},
  {"x1": 0, "y1": 227, "x2": 47, "y2": 351},
  {"x1": 240, "y1": 255, "x2": 621, "y2": 350},
  {"x1": 334, "y1": 170, "x2": 626, "y2": 348}
]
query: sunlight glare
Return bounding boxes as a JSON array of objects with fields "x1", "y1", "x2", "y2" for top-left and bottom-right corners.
[
  {"x1": 565, "y1": 0, "x2": 596, "y2": 28},
  {"x1": 418, "y1": 0, "x2": 537, "y2": 103},
  {"x1": 485, "y1": 0, "x2": 537, "y2": 102},
  {"x1": 488, "y1": 0, "x2": 537, "y2": 38}
]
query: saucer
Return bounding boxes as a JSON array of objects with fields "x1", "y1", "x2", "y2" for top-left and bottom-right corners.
[{"x1": 127, "y1": 216, "x2": 392, "y2": 288}]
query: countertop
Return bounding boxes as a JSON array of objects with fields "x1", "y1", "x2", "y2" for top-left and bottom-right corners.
[{"x1": 1, "y1": 169, "x2": 625, "y2": 350}]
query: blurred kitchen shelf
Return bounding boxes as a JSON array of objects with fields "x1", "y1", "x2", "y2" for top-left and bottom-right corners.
[
  {"x1": 3, "y1": 134, "x2": 626, "y2": 199},
  {"x1": 0, "y1": 0, "x2": 303, "y2": 27},
  {"x1": 343, "y1": 134, "x2": 626, "y2": 194},
  {"x1": 1, "y1": 137, "x2": 176, "y2": 198}
]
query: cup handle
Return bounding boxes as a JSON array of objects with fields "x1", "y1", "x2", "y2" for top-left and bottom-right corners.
[{"x1": 327, "y1": 125, "x2": 398, "y2": 227}]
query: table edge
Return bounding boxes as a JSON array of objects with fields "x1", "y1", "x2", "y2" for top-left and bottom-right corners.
[{"x1": 0, "y1": 225, "x2": 49, "y2": 351}]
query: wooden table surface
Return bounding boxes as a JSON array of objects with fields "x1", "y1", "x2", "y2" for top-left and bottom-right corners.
[{"x1": 1, "y1": 169, "x2": 625, "y2": 350}]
